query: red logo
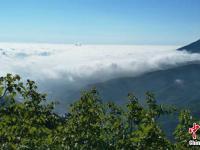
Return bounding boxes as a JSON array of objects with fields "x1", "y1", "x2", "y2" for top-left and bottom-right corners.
[{"x1": 189, "y1": 123, "x2": 200, "y2": 139}]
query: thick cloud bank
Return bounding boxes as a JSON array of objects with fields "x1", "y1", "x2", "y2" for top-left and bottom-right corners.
[
  {"x1": 0, "y1": 43, "x2": 200, "y2": 85},
  {"x1": 1, "y1": 43, "x2": 200, "y2": 111}
]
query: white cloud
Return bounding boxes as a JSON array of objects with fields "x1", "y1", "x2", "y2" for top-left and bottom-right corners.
[
  {"x1": 0, "y1": 42, "x2": 199, "y2": 90},
  {"x1": 175, "y1": 79, "x2": 184, "y2": 85}
]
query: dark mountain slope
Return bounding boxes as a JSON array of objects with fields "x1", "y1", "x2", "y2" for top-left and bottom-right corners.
[
  {"x1": 89, "y1": 63, "x2": 200, "y2": 114},
  {"x1": 178, "y1": 39, "x2": 200, "y2": 53}
]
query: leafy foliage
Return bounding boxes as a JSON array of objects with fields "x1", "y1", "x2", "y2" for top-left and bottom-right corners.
[{"x1": 0, "y1": 74, "x2": 197, "y2": 149}]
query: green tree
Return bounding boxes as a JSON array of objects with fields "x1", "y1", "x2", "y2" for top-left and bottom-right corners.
[
  {"x1": 0, "y1": 74, "x2": 197, "y2": 149},
  {"x1": 0, "y1": 74, "x2": 60, "y2": 149}
]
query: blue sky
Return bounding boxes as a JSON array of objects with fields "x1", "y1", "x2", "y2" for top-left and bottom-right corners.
[{"x1": 0, "y1": 0, "x2": 200, "y2": 45}]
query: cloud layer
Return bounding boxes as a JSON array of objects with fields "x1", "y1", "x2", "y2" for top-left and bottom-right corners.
[
  {"x1": 1, "y1": 43, "x2": 200, "y2": 85},
  {"x1": 1, "y1": 42, "x2": 200, "y2": 112}
]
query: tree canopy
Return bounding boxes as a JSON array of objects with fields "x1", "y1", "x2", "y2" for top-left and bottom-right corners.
[{"x1": 0, "y1": 74, "x2": 198, "y2": 149}]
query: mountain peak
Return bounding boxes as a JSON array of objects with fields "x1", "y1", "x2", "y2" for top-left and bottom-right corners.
[{"x1": 178, "y1": 39, "x2": 200, "y2": 53}]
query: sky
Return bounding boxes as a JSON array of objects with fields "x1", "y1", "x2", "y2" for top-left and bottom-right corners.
[{"x1": 0, "y1": 0, "x2": 200, "y2": 45}]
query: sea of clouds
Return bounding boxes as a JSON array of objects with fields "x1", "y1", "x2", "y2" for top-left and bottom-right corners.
[{"x1": 1, "y1": 43, "x2": 200, "y2": 111}]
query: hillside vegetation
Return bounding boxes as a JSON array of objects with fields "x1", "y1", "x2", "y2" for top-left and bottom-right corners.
[{"x1": 0, "y1": 74, "x2": 198, "y2": 149}]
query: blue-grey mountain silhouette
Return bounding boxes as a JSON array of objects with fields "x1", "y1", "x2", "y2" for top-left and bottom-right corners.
[{"x1": 178, "y1": 39, "x2": 200, "y2": 53}]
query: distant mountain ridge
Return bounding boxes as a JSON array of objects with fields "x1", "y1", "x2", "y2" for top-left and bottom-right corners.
[{"x1": 178, "y1": 39, "x2": 200, "y2": 53}]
